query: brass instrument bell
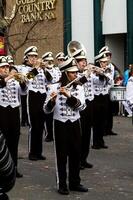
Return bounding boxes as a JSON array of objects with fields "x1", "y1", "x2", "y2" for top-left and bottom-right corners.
[{"x1": 67, "y1": 40, "x2": 87, "y2": 58}]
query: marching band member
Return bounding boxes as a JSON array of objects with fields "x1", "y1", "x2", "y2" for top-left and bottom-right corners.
[
  {"x1": 0, "y1": 56, "x2": 27, "y2": 178},
  {"x1": 99, "y1": 46, "x2": 115, "y2": 80},
  {"x1": 98, "y1": 46, "x2": 119, "y2": 135},
  {"x1": 18, "y1": 56, "x2": 30, "y2": 127},
  {"x1": 123, "y1": 64, "x2": 132, "y2": 87},
  {"x1": 55, "y1": 52, "x2": 65, "y2": 66},
  {"x1": 92, "y1": 53, "x2": 113, "y2": 149},
  {"x1": 6, "y1": 55, "x2": 14, "y2": 68},
  {"x1": 44, "y1": 57, "x2": 88, "y2": 195},
  {"x1": 23, "y1": 46, "x2": 47, "y2": 161},
  {"x1": 72, "y1": 48, "x2": 94, "y2": 169},
  {"x1": 42, "y1": 52, "x2": 61, "y2": 84},
  {"x1": 8, "y1": 56, "x2": 30, "y2": 127},
  {"x1": 42, "y1": 52, "x2": 61, "y2": 142}
]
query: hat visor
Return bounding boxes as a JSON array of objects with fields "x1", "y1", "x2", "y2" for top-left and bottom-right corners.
[
  {"x1": 71, "y1": 49, "x2": 82, "y2": 57},
  {"x1": 102, "y1": 50, "x2": 112, "y2": 55},
  {"x1": 0, "y1": 63, "x2": 10, "y2": 67},
  {"x1": 8, "y1": 60, "x2": 14, "y2": 63},
  {"x1": 44, "y1": 58, "x2": 54, "y2": 61},
  {"x1": 99, "y1": 58, "x2": 109, "y2": 62},
  {"x1": 65, "y1": 66, "x2": 79, "y2": 72},
  {"x1": 57, "y1": 57, "x2": 65, "y2": 60},
  {"x1": 27, "y1": 52, "x2": 38, "y2": 56},
  {"x1": 75, "y1": 56, "x2": 87, "y2": 60}
]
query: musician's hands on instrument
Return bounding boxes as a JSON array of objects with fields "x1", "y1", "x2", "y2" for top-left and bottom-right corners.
[
  {"x1": 13, "y1": 72, "x2": 28, "y2": 83},
  {"x1": 95, "y1": 68, "x2": 105, "y2": 75},
  {"x1": 4, "y1": 74, "x2": 14, "y2": 82},
  {"x1": 83, "y1": 68, "x2": 91, "y2": 78},
  {"x1": 60, "y1": 87, "x2": 71, "y2": 98},
  {"x1": 50, "y1": 92, "x2": 57, "y2": 102},
  {"x1": 84, "y1": 63, "x2": 105, "y2": 76},
  {"x1": 32, "y1": 59, "x2": 47, "y2": 69}
]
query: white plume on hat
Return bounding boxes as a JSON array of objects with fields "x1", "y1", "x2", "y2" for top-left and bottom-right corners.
[{"x1": 24, "y1": 46, "x2": 38, "y2": 56}]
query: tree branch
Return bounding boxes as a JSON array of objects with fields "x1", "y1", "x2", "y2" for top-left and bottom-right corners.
[{"x1": 14, "y1": 22, "x2": 38, "y2": 51}]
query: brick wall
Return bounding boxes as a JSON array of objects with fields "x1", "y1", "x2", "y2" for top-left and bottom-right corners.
[{"x1": 6, "y1": 0, "x2": 64, "y2": 64}]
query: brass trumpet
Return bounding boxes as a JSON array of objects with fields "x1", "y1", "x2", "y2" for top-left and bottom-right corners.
[
  {"x1": 13, "y1": 73, "x2": 28, "y2": 83},
  {"x1": 13, "y1": 59, "x2": 50, "y2": 83},
  {"x1": 13, "y1": 71, "x2": 36, "y2": 83},
  {"x1": 32, "y1": 58, "x2": 48, "y2": 69},
  {"x1": 84, "y1": 63, "x2": 111, "y2": 76}
]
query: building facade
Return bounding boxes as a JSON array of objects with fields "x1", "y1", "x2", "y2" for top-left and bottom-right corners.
[
  {"x1": 68, "y1": 0, "x2": 133, "y2": 71},
  {"x1": 0, "y1": 0, "x2": 133, "y2": 70}
]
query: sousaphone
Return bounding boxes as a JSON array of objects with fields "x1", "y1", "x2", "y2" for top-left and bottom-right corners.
[{"x1": 67, "y1": 40, "x2": 87, "y2": 58}]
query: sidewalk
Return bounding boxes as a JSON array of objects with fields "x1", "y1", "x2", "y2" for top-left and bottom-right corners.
[{"x1": 9, "y1": 116, "x2": 133, "y2": 200}]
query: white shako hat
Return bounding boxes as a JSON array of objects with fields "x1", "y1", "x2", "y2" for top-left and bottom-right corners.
[
  {"x1": 42, "y1": 52, "x2": 54, "y2": 61},
  {"x1": 95, "y1": 52, "x2": 109, "y2": 62},
  {"x1": 6, "y1": 55, "x2": 14, "y2": 64},
  {"x1": 55, "y1": 52, "x2": 65, "y2": 60},
  {"x1": 59, "y1": 57, "x2": 79, "y2": 72},
  {"x1": 99, "y1": 45, "x2": 112, "y2": 55},
  {"x1": 72, "y1": 49, "x2": 87, "y2": 60},
  {"x1": 0, "y1": 56, "x2": 9, "y2": 67},
  {"x1": 24, "y1": 46, "x2": 38, "y2": 56}
]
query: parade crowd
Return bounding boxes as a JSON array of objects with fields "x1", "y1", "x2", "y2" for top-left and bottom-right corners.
[{"x1": 0, "y1": 42, "x2": 133, "y2": 199}]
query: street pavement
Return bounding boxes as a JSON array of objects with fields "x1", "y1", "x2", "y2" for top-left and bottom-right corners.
[{"x1": 8, "y1": 116, "x2": 133, "y2": 200}]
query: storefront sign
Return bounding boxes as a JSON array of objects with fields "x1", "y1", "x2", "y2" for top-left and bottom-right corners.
[{"x1": 15, "y1": 0, "x2": 57, "y2": 23}]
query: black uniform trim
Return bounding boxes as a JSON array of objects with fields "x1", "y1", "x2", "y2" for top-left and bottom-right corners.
[
  {"x1": 26, "y1": 68, "x2": 38, "y2": 79},
  {"x1": 79, "y1": 76, "x2": 87, "y2": 84},
  {"x1": 66, "y1": 95, "x2": 81, "y2": 109},
  {"x1": 19, "y1": 82, "x2": 27, "y2": 91},
  {"x1": 44, "y1": 69, "x2": 53, "y2": 81},
  {"x1": 47, "y1": 99, "x2": 56, "y2": 111},
  {"x1": 0, "y1": 76, "x2": 6, "y2": 88},
  {"x1": 30, "y1": 68, "x2": 38, "y2": 75}
]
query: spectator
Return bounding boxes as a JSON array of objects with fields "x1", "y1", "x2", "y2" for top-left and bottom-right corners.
[
  {"x1": 124, "y1": 65, "x2": 133, "y2": 117},
  {"x1": 123, "y1": 64, "x2": 133, "y2": 86}
]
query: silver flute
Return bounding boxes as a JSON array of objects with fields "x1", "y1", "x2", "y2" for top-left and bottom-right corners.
[{"x1": 45, "y1": 76, "x2": 83, "y2": 104}]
